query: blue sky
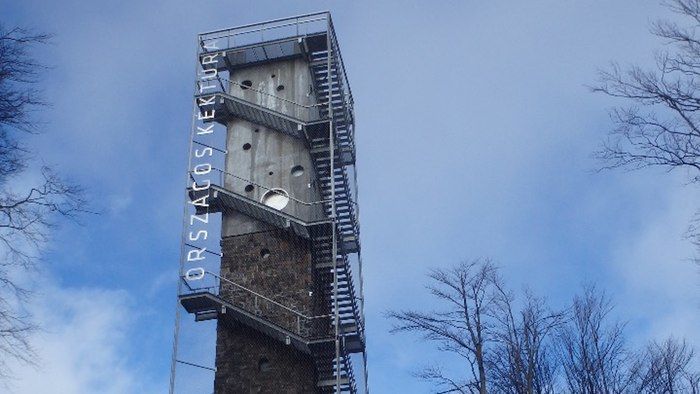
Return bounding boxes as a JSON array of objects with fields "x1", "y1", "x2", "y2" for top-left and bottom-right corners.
[{"x1": 3, "y1": 1, "x2": 700, "y2": 393}]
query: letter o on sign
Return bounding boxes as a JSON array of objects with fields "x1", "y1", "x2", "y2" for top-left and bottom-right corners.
[
  {"x1": 193, "y1": 163, "x2": 212, "y2": 175},
  {"x1": 185, "y1": 267, "x2": 205, "y2": 281}
]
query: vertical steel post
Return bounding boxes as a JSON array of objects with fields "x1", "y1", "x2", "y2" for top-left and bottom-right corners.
[
  {"x1": 353, "y1": 166, "x2": 370, "y2": 394},
  {"x1": 327, "y1": 14, "x2": 341, "y2": 394},
  {"x1": 169, "y1": 34, "x2": 205, "y2": 394}
]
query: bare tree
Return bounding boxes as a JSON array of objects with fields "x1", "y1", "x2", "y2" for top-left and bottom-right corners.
[
  {"x1": 0, "y1": 24, "x2": 86, "y2": 377},
  {"x1": 593, "y1": 0, "x2": 700, "y2": 247},
  {"x1": 556, "y1": 286, "x2": 636, "y2": 394},
  {"x1": 388, "y1": 261, "x2": 700, "y2": 393},
  {"x1": 593, "y1": 0, "x2": 700, "y2": 180},
  {"x1": 387, "y1": 260, "x2": 498, "y2": 394},
  {"x1": 488, "y1": 285, "x2": 564, "y2": 394},
  {"x1": 633, "y1": 337, "x2": 700, "y2": 393},
  {"x1": 388, "y1": 261, "x2": 565, "y2": 394}
]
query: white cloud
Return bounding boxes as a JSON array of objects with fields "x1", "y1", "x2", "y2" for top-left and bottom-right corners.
[
  {"x1": 5, "y1": 280, "x2": 160, "y2": 394},
  {"x1": 609, "y1": 178, "x2": 700, "y2": 348}
]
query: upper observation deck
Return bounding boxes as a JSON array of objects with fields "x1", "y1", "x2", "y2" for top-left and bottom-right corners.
[{"x1": 196, "y1": 12, "x2": 357, "y2": 166}]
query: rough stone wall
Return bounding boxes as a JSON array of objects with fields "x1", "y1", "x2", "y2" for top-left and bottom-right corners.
[
  {"x1": 214, "y1": 229, "x2": 326, "y2": 393},
  {"x1": 219, "y1": 229, "x2": 313, "y2": 332},
  {"x1": 214, "y1": 322, "x2": 316, "y2": 394}
]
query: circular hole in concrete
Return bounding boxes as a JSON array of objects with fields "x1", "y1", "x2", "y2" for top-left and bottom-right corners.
[
  {"x1": 271, "y1": 74, "x2": 276, "y2": 78},
  {"x1": 268, "y1": 171, "x2": 274, "y2": 175},
  {"x1": 240, "y1": 80, "x2": 252, "y2": 90},
  {"x1": 258, "y1": 357, "x2": 271, "y2": 371},
  {"x1": 243, "y1": 143, "x2": 251, "y2": 151},
  {"x1": 254, "y1": 128, "x2": 260, "y2": 133},
  {"x1": 260, "y1": 249, "x2": 270, "y2": 259},
  {"x1": 276, "y1": 84, "x2": 285, "y2": 92},
  {"x1": 245, "y1": 184, "x2": 254, "y2": 193},
  {"x1": 261, "y1": 188, "x2": 289, "y2": 210},
  {"x1": 291, "y1": 165, "x2": 304, "y2": 177}
]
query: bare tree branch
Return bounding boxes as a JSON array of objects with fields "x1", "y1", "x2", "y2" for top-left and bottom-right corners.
[
  {"x1": 632, "y1": 337, "x2": 699, "y2": 393},
  {"x1": 387, "y1": 260, "x2": 498, "y2": 394},
  {"x1": 0, "y1": 23, "x2": 86, "y2": 378},
  {"x1": 593, "y1": 0, "x2": 700, "y2": 183},
  {"x1": 387, "y1": 259, "x2": 700, "y2": 393},
  {"x1": 556, "y1": 286, "x2": 637, "y2": 394}
]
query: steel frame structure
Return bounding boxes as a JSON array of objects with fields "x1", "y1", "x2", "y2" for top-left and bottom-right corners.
[{"x1": 169, "y1": 12, "x2": 368, "y2": 394}]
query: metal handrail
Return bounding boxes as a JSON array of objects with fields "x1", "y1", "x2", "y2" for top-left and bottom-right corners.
[
  {"x1": 196, "y1": 13, "x2": 355, "y2": 113},
  {"x1": 213, "y1": 168, "x2": 329, "y2": 207},
  {"x1": 188, "y1": 168, "x2": 358, "y2": 209},
  {"x1": 183, "y1": 270, "x2": 333, "y2": 322},
  {"x1": 198, "y1": 12, "x2": 329, "y2": 41},
  {"x1": 328, "y1": 16, "x2": 354, "y2": 107},
  {"x1": 201, "y1": 88, "x2": 355, "y2": 147},
  {"x1": 197, "y1": 85, "x2": 323, "y2": 125},
  {"x1": 230, "y1": 80, "x2": 328, "y2": 109},
  {"x1": 197, "y1": 75, "x2": 329, "y2": 110},
  {"x1": 182, "y1": 269, "x2": 365, "y2": 339}
]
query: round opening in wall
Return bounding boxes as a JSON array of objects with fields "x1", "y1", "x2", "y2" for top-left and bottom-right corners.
[
  {"x1": 254, "y1": 128, "x2": 260, "y2": 133},
  {"x1": 268, "y1": 171, "x2": 274, "y2": 175},
  {"x1": 242, "y1": 143, "x2": 252, "y2": 151},
  {"x1": 260, "y1": 248, "x2": 271, "y2": 259},
  {"x1": 261, "y1": 188, "x2": 289, "y2": 210},
  {"x1": 276, "y1": 84, "x2": 285, "y2": 92},
  {"x1": 271, "y1": 74, "x2": 276, "y2": 78},
  {"x1": 291, "y1": 165, "x2": 304, "y2": 177},
  {"x1": 240, "y1": 80, "x2": 252, "y2": 90},
  {"x1": 245, "y1": 184, "x2": 254, "y2": 193},
  {"x1": 258, "y1": 357, "x2": 271, "y2": 372}
]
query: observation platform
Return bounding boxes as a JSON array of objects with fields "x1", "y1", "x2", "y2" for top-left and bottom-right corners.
[
  {"x1": 180, "y1": 288, "x2": 363, "y2": 392},
  {"x1": 189, "y1": 184, "x2": 359, "y2": 254},
  {"x1": 180, "y1": 291, "x2": 364, "y2": 355}
]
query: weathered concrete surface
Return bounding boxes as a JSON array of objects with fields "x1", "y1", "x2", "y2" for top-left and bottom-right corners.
[
  {"x1": 229, "y1": 57, "x2": 318, "y2": 121},
  {"x1": 222, "y1": 58, "x2": 323, "y2": 237}
]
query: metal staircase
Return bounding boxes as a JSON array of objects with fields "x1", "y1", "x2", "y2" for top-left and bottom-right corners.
[{"x1": 304, "y1": 33, "x2": 356, "y2": 166}]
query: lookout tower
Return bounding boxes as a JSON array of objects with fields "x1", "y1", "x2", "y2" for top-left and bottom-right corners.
[{"x1": 169, "y1": 13, "x2": 369, "y2": 394}]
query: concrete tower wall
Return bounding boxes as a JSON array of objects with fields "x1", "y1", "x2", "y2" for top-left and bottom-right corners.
[
  {"x1": 215, "y1": 57, "x2": 326, "y2": 393},
  {"x1": 222, "y1": 57, "x2": 324, "y2": 237},
  {"x1": 228, "y1": 58, "x2": 318, "y2": 119}
]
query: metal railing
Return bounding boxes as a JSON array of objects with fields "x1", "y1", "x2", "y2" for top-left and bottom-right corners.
[
  {"x1": 181, "y1": 270, "x2": 336, "y2": 340},
  {"x1": 196, "y1": 75, "x2": 327, "y2": 124},
  {"x1": 198, "y1": 12, "x2": 330, "y2": 51},
  {"x1": 195, "y1": 12, "x2": 356, "y2": 139},
  {"x1": 187, "y1": 167, "x2": 350, "y2": 224}
]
